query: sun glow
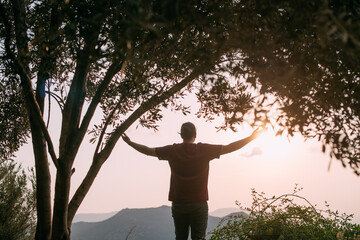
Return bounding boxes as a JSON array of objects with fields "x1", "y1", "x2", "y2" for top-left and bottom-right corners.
[{"x1": 254, "y1": 128, "x2": 293, "y2": 159}]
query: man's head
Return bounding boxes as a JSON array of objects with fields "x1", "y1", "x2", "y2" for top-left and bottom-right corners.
[{"x1": 180, "y1": 122, "x2": 196, "y2": 142}]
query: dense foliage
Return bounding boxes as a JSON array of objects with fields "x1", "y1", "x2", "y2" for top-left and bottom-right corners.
[
  {"x1": 0, "y1": 76, "x2": 29, "y2": 160},
  {"x1": 1, "y1": 1, "x2": 359, "y2": 173},
  {"x1": 210, "y1": 186, "x2": 360, "y2": 240},
  {"x1": 234, "y1": 1, "x2": 360, "y2": 175},
  {"x1": 0, "y1": 160, "x2": 36, "y2": 240}
]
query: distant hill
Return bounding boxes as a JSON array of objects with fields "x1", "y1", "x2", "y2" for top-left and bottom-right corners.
[
  {"x1": 71, "y1": 205, "x2": 247, "y2": 240},
  {"x1": 209, "y1": 207, "x2": 242, "y2": 218},
  {"x1": 73, "y1": 212, "x2": 117, "y2": 223}
]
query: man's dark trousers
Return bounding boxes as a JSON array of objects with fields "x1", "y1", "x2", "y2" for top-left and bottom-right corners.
[{"x1": 171, "y1": 202, "x2": 208, "y2": 240}]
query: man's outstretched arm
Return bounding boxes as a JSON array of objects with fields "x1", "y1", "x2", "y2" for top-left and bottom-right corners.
[
  {"x1": 221, "y1": 128, "x2": 263, "y2": 155},
  {"x1": 122, "y1": 134, "x2": 157, "y2": 157}
]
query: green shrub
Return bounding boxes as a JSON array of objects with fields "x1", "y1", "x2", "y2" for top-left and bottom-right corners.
[
  {"x1": 0, "y1": 160, "x2": 36, "y2": 240},
  {"x1": 210, "y1": 186, "x2": 360, "y2": 240}
]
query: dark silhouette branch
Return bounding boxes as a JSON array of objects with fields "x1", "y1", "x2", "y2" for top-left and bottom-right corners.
[
  {"x1": 78, "y1": 60, "x2": 127, "y2": 153},
  {"x1": 36, "y1": 0, "x2": 67, "y2": 116},
  {"x1": 323, "y1": 0, "x2": 360, "y2": 48},
  {"x1": 46, "y1": 80, "x2": 51, "y2": 127},
  {"x1": 45, "y1": 91, "x2": 65, "y2": 110},
  {"x1": 94, "y1": 96, "x2": 124, "y2": 156},
  {"x1": 59, "y1": 13, "x2": 106, "y2": 161},
  {"x1": 0, "y1": 0, "x2": 59, "y2": 168},
  {"x1": 261, "y1": 193, "x2": 318, "y2": 213}
]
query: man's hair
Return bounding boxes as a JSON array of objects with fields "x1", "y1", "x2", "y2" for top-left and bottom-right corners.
[{"x1": 180, "y1": 122, "x2": 196, "y2": 140}]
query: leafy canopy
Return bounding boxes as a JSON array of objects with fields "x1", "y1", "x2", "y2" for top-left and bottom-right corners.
[{"x1": 0, "y1": 1, "x2": 359, "y2": 171}]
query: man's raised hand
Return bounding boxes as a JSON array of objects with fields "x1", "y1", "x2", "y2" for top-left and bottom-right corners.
[{"x1": 122, "y1": 133, "x2": 131, "y2": 144}]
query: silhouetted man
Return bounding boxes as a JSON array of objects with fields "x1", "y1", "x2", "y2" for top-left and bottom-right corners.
[{"x1": 122, "y1": 122, "x2": 262, "y2": 240}]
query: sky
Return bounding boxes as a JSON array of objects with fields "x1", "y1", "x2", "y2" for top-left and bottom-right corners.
[{"x1": 16, "y1": 94, "x2": 360, "y2": 223}]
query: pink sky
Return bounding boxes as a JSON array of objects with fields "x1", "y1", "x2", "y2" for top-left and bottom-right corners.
[{"x1": 16, "y1": 104, "x2": 360, "y2": 223}]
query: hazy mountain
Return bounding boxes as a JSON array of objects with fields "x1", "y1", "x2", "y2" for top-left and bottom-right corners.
[
  {"x1": 73, "y1": 212, "x2": 118, "y2": 223},
  {"x1": 71, "y1": 205, "x2": 247, "y2": 240},
  {"x1": 209, "y1": 207, "x2": 242, "y2": 218}
]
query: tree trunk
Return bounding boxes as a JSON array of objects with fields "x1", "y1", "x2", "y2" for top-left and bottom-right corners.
[
  {"x1": 30, "y1": 113, "x2": 52, "y2": 240},
  {"x1": 51, "y1": 162, "x2": 72, "y2": 240}
]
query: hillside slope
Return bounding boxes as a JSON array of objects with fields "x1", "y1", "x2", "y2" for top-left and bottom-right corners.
[{"x1": 71, "y1": 205, "x2": 243, "y2": 240}]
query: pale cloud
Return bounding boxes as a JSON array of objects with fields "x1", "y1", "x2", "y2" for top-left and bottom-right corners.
[{"x1": 240, "y1": 146, "x2": 263, "y2": 158}]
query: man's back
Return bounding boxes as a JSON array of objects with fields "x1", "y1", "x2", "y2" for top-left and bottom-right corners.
[{"x1": 155, "y1": 143, "x2": 222, "y2": 202}]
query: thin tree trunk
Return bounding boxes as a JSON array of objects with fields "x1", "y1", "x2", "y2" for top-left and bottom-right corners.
[{"x1": 29, "y1": 112, "x2": 52, "y2": 240}]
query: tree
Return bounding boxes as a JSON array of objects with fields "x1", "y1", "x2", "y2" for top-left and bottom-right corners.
[
  {"x1": 0, "y1": 0, "x2": 359, "y2": 240},
  {"x1": 0, "y1": 0, "x2": 254, "y2": 239},
  {"x1": 0, "y1": 160, "x2": 36, "y2": 240}
]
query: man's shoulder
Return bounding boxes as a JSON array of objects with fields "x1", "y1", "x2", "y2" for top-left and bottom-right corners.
[
  {"x1": 197, "y1": 142, "x2": 222, "y2": 147},
  {"x1": 158, "y1": 142, "x2": 222, "y2": 149}
]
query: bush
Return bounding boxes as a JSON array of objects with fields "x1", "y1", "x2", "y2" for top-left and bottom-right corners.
[
  {"x1": 0, "y1": 160, "x2": 36, "y2": 240},
  {"x1": 210, "y1": 186, "x2": 360, "y2": 240}
]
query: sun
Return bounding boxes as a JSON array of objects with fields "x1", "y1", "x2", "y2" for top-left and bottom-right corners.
[{"x1": 254, "y1": 128, "x2": 293, "y2": 158}]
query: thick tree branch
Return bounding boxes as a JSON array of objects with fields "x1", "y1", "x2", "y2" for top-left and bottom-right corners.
[
  {"x1": 77, "y1": 61, "x2": 126, "y2": 148},
  {"x1": 66, "y1": 61, "x2": 127, "y2": 224},
  {"x1": 14, "y1": 63, "x2": 59, "y2": 168},
  {"x1": 59, "y1": 18, "x2": 105, "y2": 162},
  {"x1": 59, "y1": 51, "x2": 91, "y2": 160},
  {"x1": 75, "y1": 37, "x2": 132, "y2": 159},
  {"x1": 11, "y1": 0, "x2": 29, "y2": 65}
]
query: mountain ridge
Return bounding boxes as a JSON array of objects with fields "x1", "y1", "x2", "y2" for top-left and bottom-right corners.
[
  {"x1": 71, "y1": 205, "x2": 247, "y2": 240},
  {"x1": 73, "y1": 206, "x2": 242, "y2": 223},
  {"x1": 73, "y1": 211, "x2": 118, "y2": 223}
]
